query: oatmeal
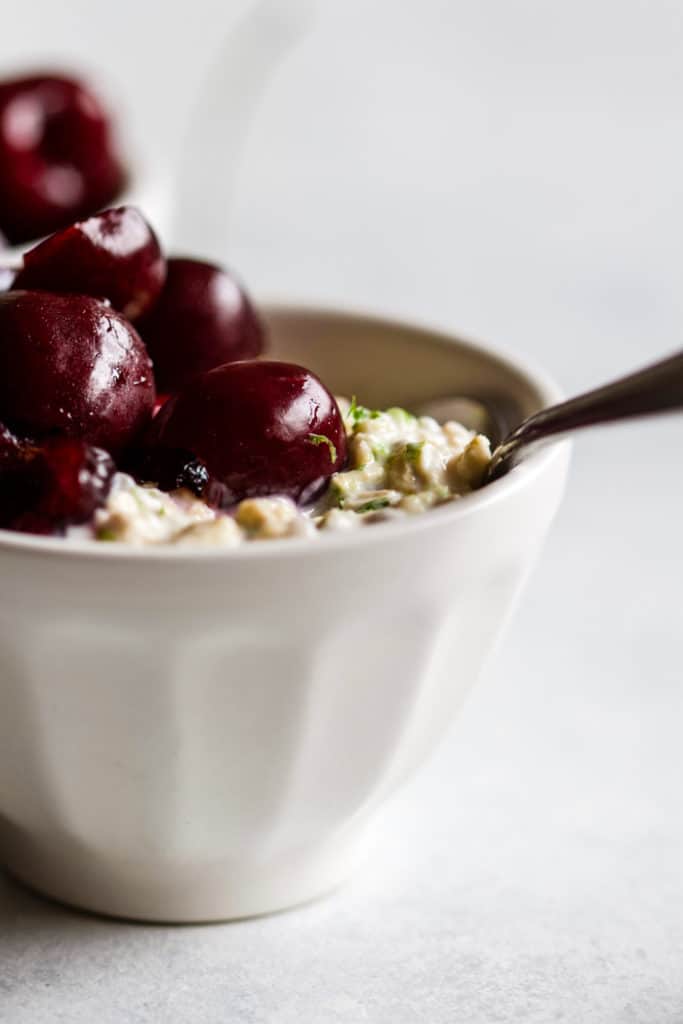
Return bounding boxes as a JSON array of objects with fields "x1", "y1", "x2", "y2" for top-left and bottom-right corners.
[{"x1": 81, "y1": 399, "x2": 492, "y2": 547}]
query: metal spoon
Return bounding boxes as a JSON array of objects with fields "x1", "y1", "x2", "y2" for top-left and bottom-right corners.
[{"x1": 419, "y1": 349, "x2": 683, "y2": 484}]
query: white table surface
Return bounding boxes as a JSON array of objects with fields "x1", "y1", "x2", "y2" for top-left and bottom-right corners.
[{"x1": 1, "y1": 3, "x2": 682, "y2": 1021}]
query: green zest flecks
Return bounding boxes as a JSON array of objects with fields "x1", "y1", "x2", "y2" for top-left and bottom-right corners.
[
  {"x1": 86, "y1": 398, "x2": 492, "y2": 547},
  {"x1": 307, "y1": 433, "x2": 338, "y2": 463},
  {"x1": 385, "y1": 407, "x2": 416, "y2": 427},
  {"x1": 356, "y1": 497, "x2": 392, "y2": 513},
  {"x1": 346, "y1": 395, "x2": 381, "y2": 428},
  {"x1": 96, "y1": 527, "x2": 118, "y2": 541}
]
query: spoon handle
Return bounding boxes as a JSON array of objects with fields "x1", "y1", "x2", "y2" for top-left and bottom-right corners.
[{"x1": 488, "y1": 349, "x2": 683, "y2": 479}]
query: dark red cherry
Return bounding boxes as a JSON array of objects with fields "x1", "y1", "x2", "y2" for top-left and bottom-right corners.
[
  {"x1": 145, "y1": 361, "x2": 346, "y2": 504},
  {"x1": 0, "y1": 291, "x2": 155, "y2": 455},
  {"x1": 14, "y1": 207, "x2": 165, "y2": 320},
  {"x1": 0, "y1": 73, "x2": 127, "y2": 244},
  {"x1": 0, "y1": 437, "x2": 114, "y2": 535},
  {"x1": 136, "y1": 258, "x2": 264, "y2": 392}
]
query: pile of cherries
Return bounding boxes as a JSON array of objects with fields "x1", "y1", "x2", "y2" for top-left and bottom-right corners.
[
  {"x1": 0, "y1": 205, "x2": 347, "y2": 535},
  {"x1": 0, "y1": 69, "x2": 347, "y2": 536}
]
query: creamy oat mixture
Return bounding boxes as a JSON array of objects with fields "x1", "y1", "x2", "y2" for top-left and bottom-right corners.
[{"x1": 73, "y1": 399, "x2": 491, "y2": 547}]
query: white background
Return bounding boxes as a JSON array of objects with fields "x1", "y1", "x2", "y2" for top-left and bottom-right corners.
[{"x1": 1, "y1": 2, "x2": 682, "y2": 1021}]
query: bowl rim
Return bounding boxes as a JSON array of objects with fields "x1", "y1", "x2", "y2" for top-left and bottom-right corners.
[{"x1": 0, "y1": 300, "x2": 569, "y2": 563}]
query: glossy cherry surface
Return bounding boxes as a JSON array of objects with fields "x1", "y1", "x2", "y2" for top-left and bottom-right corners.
[
  {"x1": 153, "y1": 394, "x2": 171, "y2": 417},
  {"x1": 0, "y1": 231, "x2": 15, "y2": 291},
  {"x1": 0, "y1": 291, "x2": 155, "y2": 455},
  {"x1": 0, "y1": 421, "x2": 21, "y2": 467},
  {"x1": 0, "y1": 434, "x2": 114, "y2": 534},
  {"x1": 137, "y1": 258, "x2": 264, "y2": 393},
  {"x1": 145, "y1": 360, "x2": 347, "y2": 504},
  {"x1": 0, "y1": 74, "x2": 127, "y2": 244},
  {"x1": 14, "y1": 207, "x2": 165, "y2": 320}
]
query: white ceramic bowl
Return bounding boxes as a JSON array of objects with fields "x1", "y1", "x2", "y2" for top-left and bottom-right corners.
[{"x1": 0, "y1": 306, "x2": 569, "y2": 922}]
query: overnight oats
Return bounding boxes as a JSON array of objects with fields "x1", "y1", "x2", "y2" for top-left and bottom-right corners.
[
  {"x1": 0, "y1": 207, "x2": 492, "y2": 546},
  {"x1": 81, "y1": 400, "x2": 491, "y2": 546}
]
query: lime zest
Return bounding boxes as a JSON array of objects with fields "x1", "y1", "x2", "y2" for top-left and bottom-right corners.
[
  {"x1": 405, "y1": 441, "x2": 424, "y2": 463},
  {"x1": 356, "y1": 497, "x2": 391, "y2": 513},
  {"x1": 386, "y1": 406, "x2": 416, "y2": 425},
  {"x1": 308, "y1": 433, "x2": 337, "y2": 463},
  {"x1": 347, "y1": 396, "x2": 381, "y2": 427},
  {"x1": 97, "y1": 527, "x2": 118, "y2": 542}
]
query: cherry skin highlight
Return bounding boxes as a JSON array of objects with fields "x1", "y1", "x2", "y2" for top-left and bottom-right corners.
[
  {"x1": 14, "y1": 207, "x2": 165, "y2": 320},
  {"x1": 0, "y1": 231, "x2": 15, "y2": 291},
  {"x1": 0, "y1": 421, "x2": 22, "y2": 468},
  {"x1": 0, "y1": 73, "x2": 127, "y2": 244},
  {"x1": 136, "y1": 258, "x2": 264, "y2": 393},
  {"x1": 0, "y1": 291, "x2": 155, "y2": 456},
  {"x1": 145, "y1": 360, "x2": 347, "y2": 504},
  {"x1": 0, "y1": 267, "x2": 15, "y2": 292},
  {"x1": 153, "y1": 394, "x2": 171, "y2": 417}
]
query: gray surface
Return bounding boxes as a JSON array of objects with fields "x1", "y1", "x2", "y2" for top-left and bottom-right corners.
[
  {"x1": 1, "y1": 2, "x2": 683, "y2": 1021},
  {"x1": 2, "y1": 434, "x2": 682, "y2": 1024}
]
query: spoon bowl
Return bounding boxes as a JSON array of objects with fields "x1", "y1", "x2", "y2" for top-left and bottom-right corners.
[{"x1": 420, "y1": 349, "x2": 683, "y2": 484}]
